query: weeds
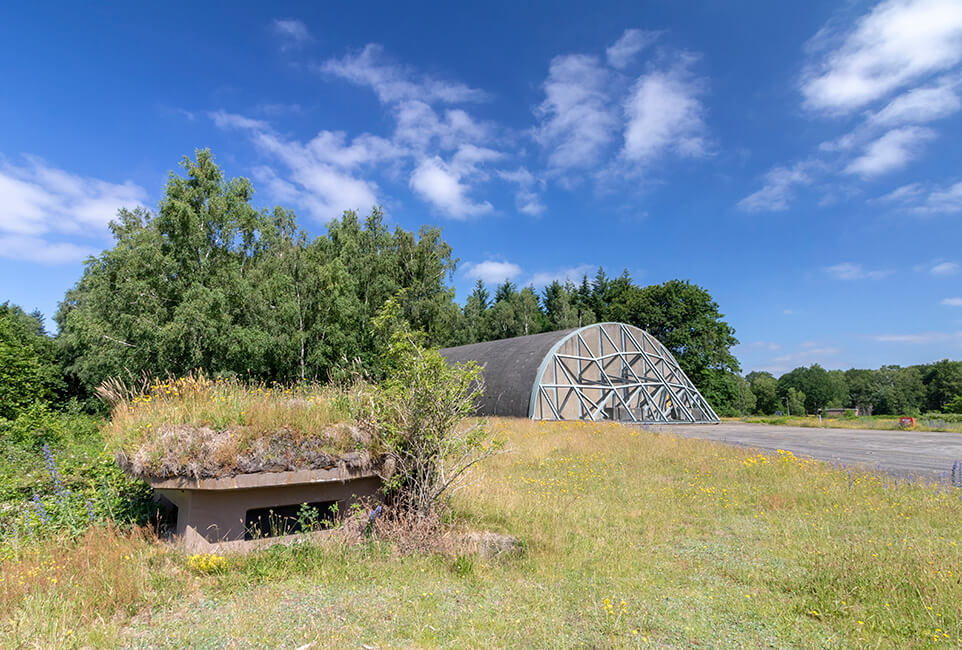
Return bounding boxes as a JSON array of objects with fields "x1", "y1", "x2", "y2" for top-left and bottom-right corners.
[{"x1": 97, "y1": 374, "x2": 372, "y2": 479}]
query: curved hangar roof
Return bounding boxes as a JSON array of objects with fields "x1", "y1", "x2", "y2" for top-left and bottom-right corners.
[{"x1": 439, "y1": 322, "x2": 719, "y2": 424}]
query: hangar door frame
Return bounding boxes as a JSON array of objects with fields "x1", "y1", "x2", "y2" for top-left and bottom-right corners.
[{"x1": 529, "y1": 322, "x2": 719, "y2": 424}]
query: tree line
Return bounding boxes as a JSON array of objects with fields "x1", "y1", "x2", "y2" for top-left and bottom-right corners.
[
  {"x1": 2, "y1": 150, "x2": 960, "y2": 422},
  {"x1": 742, "y1": 361, "x2": 962, "y2": 417}
]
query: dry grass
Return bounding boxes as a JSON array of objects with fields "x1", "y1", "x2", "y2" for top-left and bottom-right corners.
[
  {"x1": 98, "y1": 375, "x2": 375, "y2": 479},
  {"x1": 0, "y1": 525, "x2": 185, "y2": 646}
]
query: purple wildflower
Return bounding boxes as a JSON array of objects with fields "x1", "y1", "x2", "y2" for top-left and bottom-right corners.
[{"x1": 32, "y1": 494, "x2": 49, "y2": 524}]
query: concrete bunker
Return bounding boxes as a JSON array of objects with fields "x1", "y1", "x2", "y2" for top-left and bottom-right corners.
[
  {"x1": 440, "y1": 322, "x2": 718, "y2": 424},
  {"x1": 151, "y1": 459, "x2": 382, "y2": 552}
]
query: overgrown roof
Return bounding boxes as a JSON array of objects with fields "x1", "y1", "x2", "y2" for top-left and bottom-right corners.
[{"x1": 99, "y1": 376, "x2": 380, "y2": 480}]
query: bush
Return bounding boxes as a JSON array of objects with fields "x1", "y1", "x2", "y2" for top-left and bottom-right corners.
[
  {"x1": 369, "y1": 297, "x2": 500, "y2": 519},
  {"x1": 0, "y1": 402, "x2": 98, "y2": 449},
  {"x1": 0, "y1": 410, "x2": 160, "y2": 542}
]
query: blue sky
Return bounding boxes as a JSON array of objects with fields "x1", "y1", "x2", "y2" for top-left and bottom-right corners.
[{"x1": 1, "y1": 0, "x2": 961, "y2": 375}]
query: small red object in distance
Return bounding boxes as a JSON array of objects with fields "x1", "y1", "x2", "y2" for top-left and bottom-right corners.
[{"x1": 899, "y1": 417, "x2": 916, "y2": 429}]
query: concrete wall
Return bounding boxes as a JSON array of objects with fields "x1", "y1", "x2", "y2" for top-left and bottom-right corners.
[{"x1": 158, "y1": 475, "x2": 381, "y2": 544}]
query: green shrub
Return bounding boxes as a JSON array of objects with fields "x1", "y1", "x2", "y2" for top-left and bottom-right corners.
[
  {"x1": 370, "y1": 297, "x2": 500, "y2": 518},
  {"x1": 0, "y1": 402, "x2": 99, "y2": 449},
  {"x1": 0, "y1": 410, "x2": 159, "y2": 542}
]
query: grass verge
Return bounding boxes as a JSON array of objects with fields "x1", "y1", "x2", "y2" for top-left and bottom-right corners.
[{"x1": 736, "y1": 414, "x2": 962, "y2": 433}]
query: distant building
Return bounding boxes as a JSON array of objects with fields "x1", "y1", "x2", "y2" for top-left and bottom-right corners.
[{"x1": 822, "y1": 407, "x2": 860, "y2": 417}]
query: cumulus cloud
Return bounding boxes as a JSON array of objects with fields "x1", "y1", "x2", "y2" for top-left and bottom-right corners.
[
  {"x1": 409, "y1": 156, "x2": 494, "y2": 218},
  {"x1": 622, "y1": 59, "x2": 708, "y2": 163},
  {"x1": 271, "y1": 19, "x2": 312, "y2": 50},
  {"x1": 942, "y1": 297, "x2": 962, "y2": 306},
  {"x1": 463, "y1": 260, "x2": 522, "y2": 285},
  {"x1": 320, "y1": 44, "x2": 487, "y2": 105},
  {"x1": 737, "y1": 162, "x2": 815, "y2": 212},
  {"x1": 393, "y1": 101, "x2": 490, "y2": 152},
  {"x1": 210, "y1": 110, "x2": 389, "y2": 220},
  {"x1": 606, "y1": 29, "x2": 658, "y2": 69},
  {"x1": 801, "y1": 0, "x2": 962, "y2": 114},
  {"x1": 746, "y1": 1, "x2": 962, "y2": 212},
  {"x1": 825, "y1": 262, "x2": 893, "y2": 280},
  {"x1": 843, "y1": 126, "x2": 935, "y2": 177},
  {"x1": 0, "y1": 156, "x2": 146, "y2": 263},
  {"x1": 535, "y1": 54, "x2": 618, "y2": 171}
]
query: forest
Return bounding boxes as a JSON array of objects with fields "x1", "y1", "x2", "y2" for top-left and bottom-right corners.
[{"x1": 2, "y1": 150, "x2": 961, "y2": 434}]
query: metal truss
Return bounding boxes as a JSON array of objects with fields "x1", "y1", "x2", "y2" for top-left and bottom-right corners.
[{"x1": 530, "y1": 323, "x2": 719, "y2": 424}]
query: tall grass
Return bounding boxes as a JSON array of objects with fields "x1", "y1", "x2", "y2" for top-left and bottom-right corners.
[
  {"x1": 97, "y1": 375, "x2": 368, "y2": 478},
  {"x1": 0, "y1": 526, "x2": 185, "y2": 647},
  {"x1": 3, "y1": 418, "x2": 961, "y2": 646}
]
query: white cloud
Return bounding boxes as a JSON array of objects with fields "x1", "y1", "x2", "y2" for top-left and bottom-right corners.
[
  {"x1": 622, "y1": 59, "x2": 708, "y2": 163},
  {"x1": 0, "y1": 156, "x2": 146, "y2": 236},
  {"x1": 0, "y1": 155, "x2": 146, "y2": 263},
  {"x1": 529, "y1": 264, "x2": 596, "y2": 287},
  {"x1": 210, "y1": 111, "x2": 387, "y2": 220},
  {"x1": 271, "y1": 19, "x2": 312, "y2": 50},
  {"x1": 879, "y1": 178, "x2": 962, "y2": 213},
  {"x1": 931, "y1": 261, "x2": 960, "y2": 275},
  {"x1": 393, "y1": 101, "x2": 490, "y2": 152},
  {"x1": 497, "y1": 167, "x2": 545, "y2": 216},
  {"x1": 535, "y1": 54, "x2": 618, "y2": 171},
  {"x1": 868, "y1": 76, "x2": 962, "y2": 126},
  {"x1": 606, "y1": 29, "x2": 658, "y2": 69},
  {"x1": 843, "y1": 126, "x2": 935, "y2": 177},
  {"x1": 871, "y1": 330, "x2": 962, "y2": 343},
  {"x1": 880, "y1": 182, "x2": 924, "y2": 202},
  {"x1": 463, "y1": 260, "x2": 522, "y2": 285},
  {"x1": 319, "y1": 44, "x2": 487, "y2": 105},
  {"x1": 210, "y1": 111, "x2": 271, "y2": 131},
  {"x1": 737, "y1": 162, "x2": 814, "y2": 212},
  {"x1": 749, "y1": 342, "x2": 843, "y2": 374},
  {"x1": 921, "y1": 180, "x2": 962, "y2": 213},
  {"x1": 825, "y1": 262, "x2": 893, "y2": 280},
  {"x1": 801, "y1": 0, "x2": 962, "y2": 114},
  {"x1": 942, "y1": 297, "x2": 962, "y2": 306},
  {"x1": 0, "y1": 235, "x2": 95, "y2": 264},
  {"x1": 409, "y1": 156, "x2": 493, "y2": 218}
]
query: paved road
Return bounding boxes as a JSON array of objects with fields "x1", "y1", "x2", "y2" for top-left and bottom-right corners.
[{"x1": 649, "y1": 422, "x2": 962, "y2": 479}]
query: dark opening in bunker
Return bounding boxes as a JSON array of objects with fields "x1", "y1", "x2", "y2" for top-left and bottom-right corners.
[{"x1": 243, "y1": 500, "x2": 338, "y2": 540}]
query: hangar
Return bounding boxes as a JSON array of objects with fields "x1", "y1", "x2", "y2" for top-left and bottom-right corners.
[{"x1": 439, "y1": 322, "x2": 718, "y2": 424}]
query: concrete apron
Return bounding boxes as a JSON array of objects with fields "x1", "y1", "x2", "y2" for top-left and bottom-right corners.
[{"x1": 150, "y1": 466, "x2": 382, "y2": 554}]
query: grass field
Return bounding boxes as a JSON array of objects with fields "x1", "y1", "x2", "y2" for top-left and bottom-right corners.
[
  {"x1": 3, "y1": 417, "x2": 962, "y2": 647},
  {"x1": 735, "y1": 414, "x2": 962, "y2": 434}
]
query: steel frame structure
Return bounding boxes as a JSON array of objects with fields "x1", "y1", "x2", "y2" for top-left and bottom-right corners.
[{"x1": 529, "y1": 322, "x2": 719, "y2": 424}]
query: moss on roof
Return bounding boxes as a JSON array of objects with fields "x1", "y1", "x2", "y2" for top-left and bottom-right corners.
[{"x1": 99, "y1": 376, "x2": 380, "y2": 480}]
